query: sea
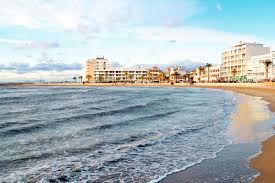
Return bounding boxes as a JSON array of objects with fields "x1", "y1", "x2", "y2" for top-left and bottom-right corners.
[{"x1": 0, "y1": 86, "x2": 269, "y2": 182}]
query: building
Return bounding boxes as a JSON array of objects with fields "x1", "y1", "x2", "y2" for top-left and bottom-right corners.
[
  {"x1": 247, "y1": 52, "x2": 274, "y2": 82},
  {"x1": 85, "y1": 57, "x2": 148, "y2": 83},
  {"x1": 86, "y1": 57, "x2": 112, "y2": 81},
  {"x1": 221, "y1": 42, "x2": 270, "y2": 82},
  {"x1": 148, "y1": 66, "x2": 161, "y2": 83},
  {"x1": 165, "y1": 67, "x2": 186, "y2": 82},
  {"x1": 199, "y1": 65, "x2": 221, "y2": 82}
]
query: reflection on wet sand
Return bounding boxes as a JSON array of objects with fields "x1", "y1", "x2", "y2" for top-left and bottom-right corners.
[{"x1": 228, "y1": 94, "x2": 272, "y2": 144}]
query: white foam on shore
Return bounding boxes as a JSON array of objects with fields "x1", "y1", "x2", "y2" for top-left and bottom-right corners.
[{"x1": 150, "y1": 92, "x2": 275, "y2": 183}]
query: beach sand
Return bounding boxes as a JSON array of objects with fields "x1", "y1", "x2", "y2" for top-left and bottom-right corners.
[{"x1": 192, "y1": 85, "x2": 275, "y2": 183}]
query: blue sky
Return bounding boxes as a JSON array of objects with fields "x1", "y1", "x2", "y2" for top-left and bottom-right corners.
[{"x1": 0, "y1": 0, "x2": 274, "y2": 81}]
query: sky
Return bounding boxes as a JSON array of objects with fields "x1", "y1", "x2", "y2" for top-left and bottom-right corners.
[{"x1": 0, "y1": 0, "x2": 275, "y2": 82}]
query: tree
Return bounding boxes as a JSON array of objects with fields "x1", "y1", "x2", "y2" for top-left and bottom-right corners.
[
  {"x1": 79, "y1": 76, "x2": 83, "y2": 83},
  {"x1": 157, "y1": 72, "x2": 165, "y2": 83},
  {"x1": 116, "y1": 77, "x2": 121, "y2": 83},
  {"x1": 205, "y1": 63, "x2": 213, "y2": 83},
  {"x1": 98, "y1": 75, "x2": 104, "y2": 82},
  {"x1": 263, "y1": 59, "x2": 273, "y2": 82},
  {"x1": 231, "y1": 67, "x2": 237, "y2": 82},
  {"x1": 140, "y1": 74, "x2": 146, "y2": 83},
  {"x1": 86, "y1": 74, "x2": 92, "y2": 82},
  {"x1": 198, "y1": 66, "x2": 204, "y2": 82},
  {"x1": 173, "y1": 71, "x2": 180, "y2": 83},
  {"x1": 73, "y1": 77, "x2": 77, "y2": 83},
  {"x1": 129, "y1": 74, "x2": 134, "y2": 83},
  {"x1": 124, "y1": 71, "x2": 129, "y2": 83},
  {"x1": 185, "y1": 73, "x2": 191, "y2": 83},
  {"x1": 183, "y1": 73, "x2": 190, "y2": 82},
  {"x1": 104, "y1": 71, "x2": 108, "y2": 82},
  {"x1": 147, "y1": 72, "x2": 152, "y2": 83}
]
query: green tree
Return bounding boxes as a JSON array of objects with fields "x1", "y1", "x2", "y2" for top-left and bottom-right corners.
[
  {"x1": 124, "y1": 71, "x2": 129, "y2": 83},
  {"x1": 173, "y1": 71, "x2": 180, "y2": 83},
  {"x1": 79, "y1": 76, "x2": 83, "y2": 83},
  {"x1": 263, "y1": 59, "x2": 273, "y2": 82},
  {"x1": 129, "y1": 74, "x2": 134, "y2": 83},
  {"x1": 147, "y1": 72, "x2": 152, "y2": 83},
  {"x1": 205, "y1": 63, "x2": 213, "y2": 83},
  {"x1": 140, "y1": 74, "x2": 146, "y2": 83},
  {"x1": 157, "y1": 72, "x2": 165, "y2": 83},
  {"x1": 73, "y1": 76, "x2": 77, "y2": 83},
  {"x1": 198, "y1": 66, "x2": 204, "y2": 82},
  {"x1": 86, "y1": 74, "x2": 92, "y2": 82},
  {"x1": 231, "y1": 67, "x2": 237, "y2": 82}
]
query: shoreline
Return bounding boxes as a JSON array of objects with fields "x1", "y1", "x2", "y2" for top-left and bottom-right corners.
[
  {"x1": 188, "y1": 85, "x2": 275, "y2": 183},
  {"x1": 2, "y1": 82, "x2": 275, "y2": 182}
]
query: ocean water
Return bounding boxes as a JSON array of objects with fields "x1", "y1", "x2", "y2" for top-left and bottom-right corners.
[{"x1": 0, "y1": 87, "x2": 238, "y2": 182}]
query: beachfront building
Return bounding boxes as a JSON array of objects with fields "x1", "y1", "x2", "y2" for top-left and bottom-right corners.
[
  {"x1": 165, "y1": 67, "x2": 186, "y2": 82},
  {"x1": 247, "y1": 52, "x2": 274, "y2": 82},
  {"x1": 86, "y1": 57, "x2": 148, "y2": 83},
  {"x1": 199, "y1": 65, "x2": 221, "y2": 82},
  {"x1": 148, "y1": 66, "x2": 161, "y2": 83},
  {"x1": 86, "y1": 57, "x2": 112, "y2": 81},
  {"x1": 221, "y1": 42, "x2": 270, "y2": 82}
]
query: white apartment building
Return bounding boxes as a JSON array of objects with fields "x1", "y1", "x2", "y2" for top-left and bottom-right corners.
[
  {"x1": 165, "y1": 67, "x2": 186, "y2": 82},
  {"x1": 86, "y1": 57, "x2": 148, "y2": 83},
  {"x1": 247, "y1": 52, "x2": 274, "y2": 82},
  {"x1": 200, "y1": 65, "x2": 221, "y2": 82},
  {"x1": 221, "y1": 42, "x2": 270, "y2": 82},
  {"x1": 86, "y1": 57, "x2": 112, "y2": 80}
]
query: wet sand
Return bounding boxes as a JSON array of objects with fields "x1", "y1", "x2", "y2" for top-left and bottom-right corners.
[{"x1": 193, "y1": 85, "x2": 275, "y2": 183}]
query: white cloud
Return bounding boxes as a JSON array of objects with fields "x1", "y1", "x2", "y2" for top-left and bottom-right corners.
[
  {"x1": 134, "y1": 26, "x2": 262, "y2": 45},
  {"x1": 216, "y1": 3, "x2": 222, "y2": 12},
  {"x1": 0, "y1": 0, "x2": 132, "y2": 33},
  {"x1": 0, "y1": 38, "x2": 59, "y2": 49}
]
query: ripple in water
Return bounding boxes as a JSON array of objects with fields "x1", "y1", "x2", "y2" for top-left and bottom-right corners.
[{"x1": 0, "y1": 87, "x2": 237, "y2": 182}]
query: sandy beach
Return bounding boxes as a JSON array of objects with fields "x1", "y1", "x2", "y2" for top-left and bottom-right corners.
[
  {"x1": 2, "y1": 82, "x2": 275, "y2": 182},
  {"x1": 191, "y1": 84, "x2": 275, "y2": 183}
]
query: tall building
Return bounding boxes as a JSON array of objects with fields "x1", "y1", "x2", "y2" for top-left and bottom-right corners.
[
  {"x1": 86, "y1": 57, "x2": 112, "y2": 81},
  {"x1": 221, "y1": 42, "x2": 270, "y2": 82}
]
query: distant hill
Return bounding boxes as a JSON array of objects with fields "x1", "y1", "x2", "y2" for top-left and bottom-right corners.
[{"x1": 129, "y1": 60, "x2": 209, "y2": 71}]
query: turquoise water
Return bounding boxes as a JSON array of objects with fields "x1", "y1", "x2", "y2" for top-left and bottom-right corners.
[{"x1": 0, "y1": 87, "x2": 238, "y2": 182}]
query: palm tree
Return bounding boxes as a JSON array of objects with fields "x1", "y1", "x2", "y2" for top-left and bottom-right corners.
[
  {"x1": 86, "y1": 74, "x2": 92, "y2": 82},
  {"x1": 73, "y1": 76, "x2": 77, "y2": 83},
  {"x1": 185, "y1": 73, "x2": 191, "y2": 83},
  {"x1": 98, "y1": 75, "x2": 104, "y2": 82},
  {"x1": 124, "y1": 71, "x2": 129, "y2": 83},
  {"x1": 173, "y1": 71, "x2": 180, "y2": 83},
  {"x1": 79, "y1": 76, "x2": 83, "y2": 83},
  {"x1": 198, "y1": 66, "x2": 204, "y2": 82},
  {"x1": 263, "y1": 59, "x2": 273, "y2": 82},
  {"x1": 205, "y1": 63, "x2": 212, "y2": 83},
  {"x1": 157, "y1": 72, "x2": 165, "y2": 83},
  {"x1": 129, "y1": 74, "x2": 134, "y2": 83},
  {"x1": 140, "y1": 74, "x2": 146, "y2": 83},
  {"x1": 116, "y1": 77, "x2": 121, "y2": 83},
  {"x1": 104, "y1": 71, "x2": 108, "y2": 82},
  {"x1": 231, "y1": 67, "x2": 237, "y2": 82},
  {"x1": 147, "y1": 72, "x2": 152, "y2": 83},
  {"x1": 183, "y1": 74, "x2": 189, "y2": 82}
]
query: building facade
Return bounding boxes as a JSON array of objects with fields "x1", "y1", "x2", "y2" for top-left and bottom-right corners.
[
  {"x1": 221, "y1": 42, "x2": 270, "y2": 82},
  {"x1": 247, "y1": 52, "x2": 274, "y2": 82},
  {"x1": 199, "y1": 65, "x2": 221, "y2": 82},
  {"x1": 86, "y1": 57, "x2": 148, "y2": 83}
]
